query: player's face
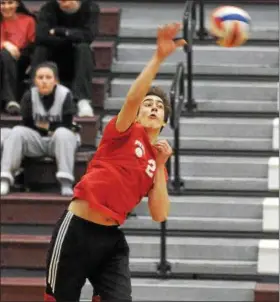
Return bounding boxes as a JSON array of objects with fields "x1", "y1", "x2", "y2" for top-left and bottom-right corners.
[
  {"x1": 137, "y1": 95, "x2": 165, "y2": 130},
  {"x1": 0, "y1": 0, "x2": 18, "y2": 19},
  {"x1": 34, "y1": 67, "x2": 57, "y2": 96}
]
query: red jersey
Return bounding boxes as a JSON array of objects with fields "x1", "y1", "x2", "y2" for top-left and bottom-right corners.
[
  {"x1": 74, "y1": 116, "x2": 167, "y2": 225},
  {"x1": 1, "y1": 13, "x2": 35, "y2": 50}
]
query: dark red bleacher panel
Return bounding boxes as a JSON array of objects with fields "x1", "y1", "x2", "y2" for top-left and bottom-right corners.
[
  {"x1": 22, "y1": 151, "x2": 93, "y2": 186},
  {"x1": 1, "y1": 193, "x2": 69, "y2": 225},
  {"x1": 0, "y1": 115, "x2": 100, "y2": 147},
  {"x1": 254, "y1": 283, "x2": 279, "y2": 302},
  {"x1": 1, "y1": 276, "x2": 45, "y2": 302},
  {"x1": 1, "y1": 234, "x2": 50, "y2": 270}
]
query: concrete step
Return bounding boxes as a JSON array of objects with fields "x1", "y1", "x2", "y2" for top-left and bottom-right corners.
[
  {"x1": 117, "y1": 44, "x2": 279, "y2": 66},
  {"x1": 0, "y1": 276, "x2": 256, "y2": 302},
  {"x1": 1, "y1": 234, "x2": 259, "y2": 267},
  {"x1": 102, "y1": 115, "x2": 273, "y2": 139},
  {"x1": 17, "y1": 152, "x2": 269, "y2": 191},
  {"x1": 110, "y1": 79, "x2": 277, "y2": 101},
  {"x1": 127, "y1": 279, "x2": 255, "y2": 302},
  {"x1": 172, "y1": 156, "x2": 268, "y2": 178},
  {"x1": 105, "y1": 97, "x2": 277, "y2": 113},
  {"x1": 112, "y1": 61, "x2": 278, "y2": 77},
  {"x1": 128, "y1": 236, "x2": 259, "y2": 260},
  {"x1": 176, "y1": 176, "x2": 267, "y2": 191},
  {"x1": 120, "y1": 26, "x2": 278, "y2": 42},
  {"x1": 129, "y1": 258, "x2": 257, "y2": 275},
  {"x1": 0, "y1": 257, "x2": 258, "y2": 276},
  {"x1": 155, "y1": 136, "x2": 272, "y2": 151},
  {"x1": 0, "y1": 194, "x2": 263, "y2": 226},
  {"x1": 9, "y1": 149, "x2": 269, "y2": 192},
  {"x1": 136, "y1": 196, "x2": 263, "y2": 218},
  {"x1": 117, "y1": 2, "x2": 278, "y2": 41},
  {"x1": 123, "y1": 216, "x2": 262, "y2": 233}
]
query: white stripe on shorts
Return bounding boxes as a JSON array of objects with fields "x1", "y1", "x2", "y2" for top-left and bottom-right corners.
[{"x1": 48, "y1": 211, "x2": 74, "y2": 292}]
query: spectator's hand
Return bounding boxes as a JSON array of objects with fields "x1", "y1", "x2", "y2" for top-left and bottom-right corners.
[
  {"x1": 3, "y1": 41, "x2": 20, "y2": 59},
  {"x1": 156, "y1": 23, "x2": 187, "y2": 62},
  {"x1": 154, "y1": 140, "x2": 173, "y2": 166},
  {"x1": 36, "y1": 120, "x2": 50, "y2": 130}
]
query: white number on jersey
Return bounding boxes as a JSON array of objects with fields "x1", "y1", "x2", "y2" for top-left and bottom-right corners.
[{"x1": 145, "y1": 159, "x2": 156, "y2": 178}]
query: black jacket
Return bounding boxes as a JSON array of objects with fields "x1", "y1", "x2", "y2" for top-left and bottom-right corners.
[{"x1": 35, "y1": 0, "x2": 100, "y2": 47}]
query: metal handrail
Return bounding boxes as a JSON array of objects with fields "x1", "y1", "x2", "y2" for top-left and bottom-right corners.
[
  {"x1": 183, "y1": 0, "x2": 197, "y2": 113},
  {"x1": 169, "y1": 62, "x2": 185, "y2": 191},
  {"x1": 157, "y1": 0, "x2": 209, "y2": 279}
]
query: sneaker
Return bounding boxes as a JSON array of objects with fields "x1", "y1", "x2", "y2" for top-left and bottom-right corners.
[
  {"x1": 77, "y1": 99, "x2": 94, "y2": 117},
  {"x1": 6, "y1": 101, "x2": 20, "y2": 115},
  {"x1": 0, "y1": 180, "x2": 10, "y2": 195}
]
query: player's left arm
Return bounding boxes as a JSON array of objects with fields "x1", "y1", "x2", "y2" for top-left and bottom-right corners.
[{"x1": 148, "y1": 140, "x2": 172, "y2": 222}]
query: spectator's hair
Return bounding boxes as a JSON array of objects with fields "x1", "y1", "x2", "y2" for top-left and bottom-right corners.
[
  {"x1": 145, "y1": 86, "x2": 171, "y2": 123},
  {"x1": 0, "y1": 0, "x2": 36, "y2": 23},
  {"x1": 32, "y1": 61, "x2": 60, "y2": 81}
]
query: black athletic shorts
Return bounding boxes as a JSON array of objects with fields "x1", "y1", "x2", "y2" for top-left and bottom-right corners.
[{"x1": 45, "y1": 210, "x2": 132, "y2": 302}]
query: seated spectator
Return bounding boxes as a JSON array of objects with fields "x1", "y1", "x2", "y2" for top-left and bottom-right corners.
[
  {"x1": 0, "y1": 127, "x2": 11, "y2": 149},
  {"x1": 0, "y1": 0, "x2": 36, "y2": 115},
  {"x1": 0, "y1": 62, "x2": 80, "y2": 196},
  {"x1": 31, "y1": 0, "x2": 100, "y2": 117}
]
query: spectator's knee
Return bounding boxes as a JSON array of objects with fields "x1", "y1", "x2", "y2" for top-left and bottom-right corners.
[
  {"x1": 34, "y1": 45, "x2": 49, "y2": 53},
  {"x1": 11, "y1": 126, "x2": 28, "y2": 138},
  {"x1": 0, "y1": 49, "x2": 14, "y2": 62},
  {"x1": 52, "y1": 127, "x2": 76, "y2": 142},
  {"x1": 74, "y1": 43, "x2": 91, "y2": 53}
]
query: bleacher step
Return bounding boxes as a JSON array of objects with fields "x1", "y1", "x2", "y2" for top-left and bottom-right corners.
[
  {"x1": 101, "y1": 115, "x2": 274, "y2": 151},
  {"x1": 112, "y1": 61, "x2": 278, "y2": 78},
  {"x1": 0, "y1": 277, "x2": 256, "y2": 302},
  {"x1": 123, "y1": 216, "x2": 262, "y2": 233},
  {"x1": 1, "y1": 234, "x2": 259, "y2": 267},
  {"x1": 103, "y1": 115, "x2": 273, "y2": 138},
  {"x1": 110, "y1": 79, "x2": 277, "y2": 101},
  {"x1": 116, "y1": 2, "x2": 278, "y2": 41},
  {"x1": 105, "y1": 97, "x2": 278, "y2": 114},
  {"x1": 117, "y1": 44, "x2": 279, "y2": 66}
]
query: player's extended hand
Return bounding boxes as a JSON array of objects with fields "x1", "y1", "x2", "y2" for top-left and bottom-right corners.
[
  {"x1": 156, "y1": 23, "x2": 187, "y2": 62},
  {"x1": 154, "y1": 140, "x2": 173, "y2": 166}
]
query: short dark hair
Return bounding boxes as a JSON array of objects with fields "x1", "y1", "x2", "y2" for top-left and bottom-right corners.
[
  {"x1": 32, "y1": 61, "x2": 59, "y2": 80},
  {"x1": 145, "y1": 86, "x2": 171, "y2": 123}
]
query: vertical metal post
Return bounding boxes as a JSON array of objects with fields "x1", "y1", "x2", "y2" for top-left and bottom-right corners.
[
  {"x1": 157, "y1": 221, "x2": 171, "y2": 278},
  {"x1": 197, "y1": 0, "x2": 208, "y2": 40}
]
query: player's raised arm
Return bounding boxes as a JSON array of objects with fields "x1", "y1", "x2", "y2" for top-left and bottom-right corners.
[{"x1": 116, "y1": 23, "x2": 186, "y2": 133}]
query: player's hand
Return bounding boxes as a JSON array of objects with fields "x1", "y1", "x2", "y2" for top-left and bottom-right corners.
[
  {"x1": 154, "y1": 140, "x2": 173, "y2": 166},
  {"x1": 156, "y1": 23, "x2": 187, "y2": 62}
]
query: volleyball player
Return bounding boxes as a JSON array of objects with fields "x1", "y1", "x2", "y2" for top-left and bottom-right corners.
[{"x1": 44, "y1": 22, "x2": 186, "y2": 302}]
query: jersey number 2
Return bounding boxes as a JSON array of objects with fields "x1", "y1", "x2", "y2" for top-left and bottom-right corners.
[{"x1": 146, "y1": 159, "x2": 156, "y2": 178}]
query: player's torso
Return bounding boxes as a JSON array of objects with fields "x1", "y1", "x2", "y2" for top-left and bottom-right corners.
[{"x1": 93, "y1": 123, "x2": 157, "y2": 200}]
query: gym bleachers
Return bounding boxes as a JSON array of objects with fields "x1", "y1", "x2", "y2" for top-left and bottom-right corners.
[{"x1": 0, "y1": 1, "x2": 279, "y2": 301}]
